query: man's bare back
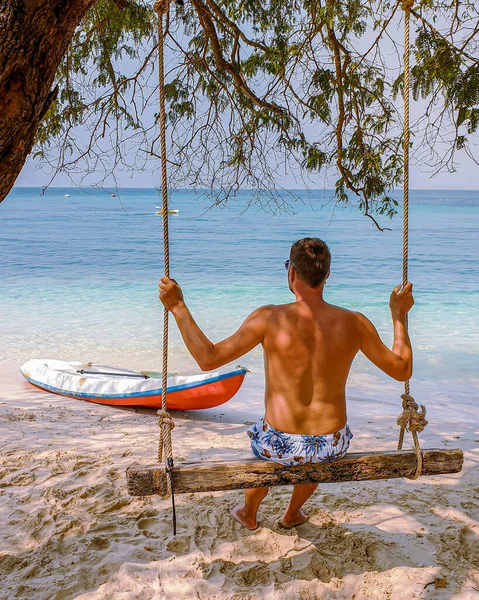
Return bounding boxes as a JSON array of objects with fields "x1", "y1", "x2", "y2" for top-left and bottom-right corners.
[
  {"x1": 159, "y1": 237, "x2": 414, "y2": 529},
  {"x1": 262, "y1": 301, "x2": 360, "y2": 435}
]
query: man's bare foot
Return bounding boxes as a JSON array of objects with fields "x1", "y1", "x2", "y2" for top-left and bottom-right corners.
[
  {"x1": 279, "y1": 509, "x2": 309, "y2": 530},
  {"x1": 229, "y1": 504, "x2": 258, "y2": 531}
]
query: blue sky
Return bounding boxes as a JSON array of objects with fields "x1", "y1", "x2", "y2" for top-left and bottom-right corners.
[
  {"x1": 16, "y1": 146, "x2": 478, "y2": 190},
  {"x1": 17, "y1": 87, "x2": 479, "y2": 191}
]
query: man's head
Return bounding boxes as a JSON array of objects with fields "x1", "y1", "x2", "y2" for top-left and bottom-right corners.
[{"x1": 288, "y1": 237, "x2": 331, "y2": 290}]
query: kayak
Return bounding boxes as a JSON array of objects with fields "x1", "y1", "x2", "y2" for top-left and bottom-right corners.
[{"x1": 20, "y1": 359, "x2": 248, "y2": 410}]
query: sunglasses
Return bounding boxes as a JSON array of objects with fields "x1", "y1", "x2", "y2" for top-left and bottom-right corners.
[{"x1": 284, "y1": 259, "x2": 293, "y2": 270}]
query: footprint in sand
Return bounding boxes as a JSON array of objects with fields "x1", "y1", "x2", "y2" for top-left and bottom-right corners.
[
  {"x1": 3, "y1": 471, "x2": 36, "y2": 487},
  {"x1": 137, "y1": 516, "x2": 170, "y2": 539},
  {"x1": 166, "y1": 535, "x2": 191, "y2": 555},
  {"x1": 89, "y1": 522, "x2": 132, "y2": 540},
  {"x1": 89, "y1": 535, "x2": 111, "y2": 550},
  {"x1": 193, "y1": 524, "x2": 214, "y2": 552}
]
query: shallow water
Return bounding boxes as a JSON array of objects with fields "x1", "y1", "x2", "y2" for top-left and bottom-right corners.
[{"x1": 1, "y1": 187, "x2": 478, "y2": 404}]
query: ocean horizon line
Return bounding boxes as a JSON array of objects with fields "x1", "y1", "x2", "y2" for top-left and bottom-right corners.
[{"x1": 10, "y1": 185, "x2": 479, "y2": 193}]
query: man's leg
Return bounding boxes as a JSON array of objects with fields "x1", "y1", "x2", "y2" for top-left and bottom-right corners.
[
  {"x1": 280, "y1": 483, "x2": 318, "y2": 528},
  {"x1": 230, "y1": 487, "x2": 269, "y2": 530}
]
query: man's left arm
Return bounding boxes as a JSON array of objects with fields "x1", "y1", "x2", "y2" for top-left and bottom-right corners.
[{"x1": 159, "y1": 277, "x2": 269, "y2": 371}]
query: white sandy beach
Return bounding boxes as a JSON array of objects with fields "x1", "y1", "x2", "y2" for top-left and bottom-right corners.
[{"x1": 1, "y1": 364, "x2": 478, "y2": 600}]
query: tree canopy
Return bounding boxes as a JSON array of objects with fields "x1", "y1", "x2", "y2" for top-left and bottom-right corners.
[{"x1": 5, "y1": 0, "x2": 479, "y2": 223}]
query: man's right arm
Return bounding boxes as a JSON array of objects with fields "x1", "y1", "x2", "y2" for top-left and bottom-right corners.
[{"x1": 357, "y1": 283, "x2": 414, "y2": 381}]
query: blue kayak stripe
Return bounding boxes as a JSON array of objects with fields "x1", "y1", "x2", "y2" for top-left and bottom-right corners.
[{"x1": 21, "y1": 368, "x2": 247, "y2": 400}]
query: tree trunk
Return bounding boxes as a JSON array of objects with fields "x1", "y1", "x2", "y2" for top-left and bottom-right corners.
[{"x1": 0, "y1": 0, "x2": 97, "y2": 203}]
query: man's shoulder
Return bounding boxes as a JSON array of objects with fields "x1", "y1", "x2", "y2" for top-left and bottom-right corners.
[
  {"x1": 328, "y1": 305, "x2": 372, "y2": 332},
  {"x1": 328, "y1": 303, "x2": 364, "y2": 319},
  {"x1": 247, "y1": 304, "x2": 280, "y2": 322},
  {"x1": 255, "y1": 302, "x2": 296, "y2": 311},
  {"x1": 267, "y1": 302, "x2": 297, "y2": 314},
  {"x1": 253, "y1": 303, "x2": 296, "y2": 323},
  {"x1": 251, "y1": 304, "x2": 278, "y2": 314}
]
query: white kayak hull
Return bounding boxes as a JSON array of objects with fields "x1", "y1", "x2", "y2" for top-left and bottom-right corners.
[{"x1": 20, "y1": 359, "x2": 247, "y2": 410}]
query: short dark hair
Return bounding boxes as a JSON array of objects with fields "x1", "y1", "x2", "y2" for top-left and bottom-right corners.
[{"x1": 290, "y1": 237, "x2": 331, "y2": 288}]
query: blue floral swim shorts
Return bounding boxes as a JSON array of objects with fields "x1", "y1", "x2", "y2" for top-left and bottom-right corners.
[{"x1": 247, "y1": 418, "x2": 353, "y2": 467}]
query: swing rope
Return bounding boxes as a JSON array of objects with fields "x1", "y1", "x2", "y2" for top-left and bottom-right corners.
[
  {"x1": 396, "y1": 0, "x2": 428, "y2": 480},
  {"x1": 153, "y1": 0, "x2": 176, "y2": 531}
]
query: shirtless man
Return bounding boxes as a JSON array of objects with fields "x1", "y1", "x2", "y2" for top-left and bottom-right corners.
[{"x1": 159, "y1": 237, "x2": 414, "y2": 530}]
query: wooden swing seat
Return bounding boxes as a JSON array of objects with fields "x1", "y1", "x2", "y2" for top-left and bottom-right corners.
[{"x1": 126, "y1": 447, "x2": 463, "y2": 497}]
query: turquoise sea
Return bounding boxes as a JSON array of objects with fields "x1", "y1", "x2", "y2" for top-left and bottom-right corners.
[{"x1": 1, "y1": 187, "x2": 478, "y2": 403}]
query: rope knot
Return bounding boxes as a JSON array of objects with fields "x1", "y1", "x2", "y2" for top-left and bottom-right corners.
[
  {"x1": 157, "y1": 409, "x2": 175, "y2": 432},
  {"x1": 397, "y1": 393, "x2": 428, "y2": 433},
  {"x1": 401, "y1": 0, "x2": 414, "y2": 10},
  {"x1": 157, "y1": 409, "x2": 175, "y2": 464}
]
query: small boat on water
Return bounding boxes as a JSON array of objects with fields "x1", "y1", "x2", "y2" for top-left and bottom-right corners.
[
  {"x1": 20, "y1": 359, "x2": 247, "y2": 410},
  {"x1": 64, "y1": 194, "x2": 70, "y2": 197},
  {"x1": 155, "y1": 207, "x2": 179, "y2": 215}
]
